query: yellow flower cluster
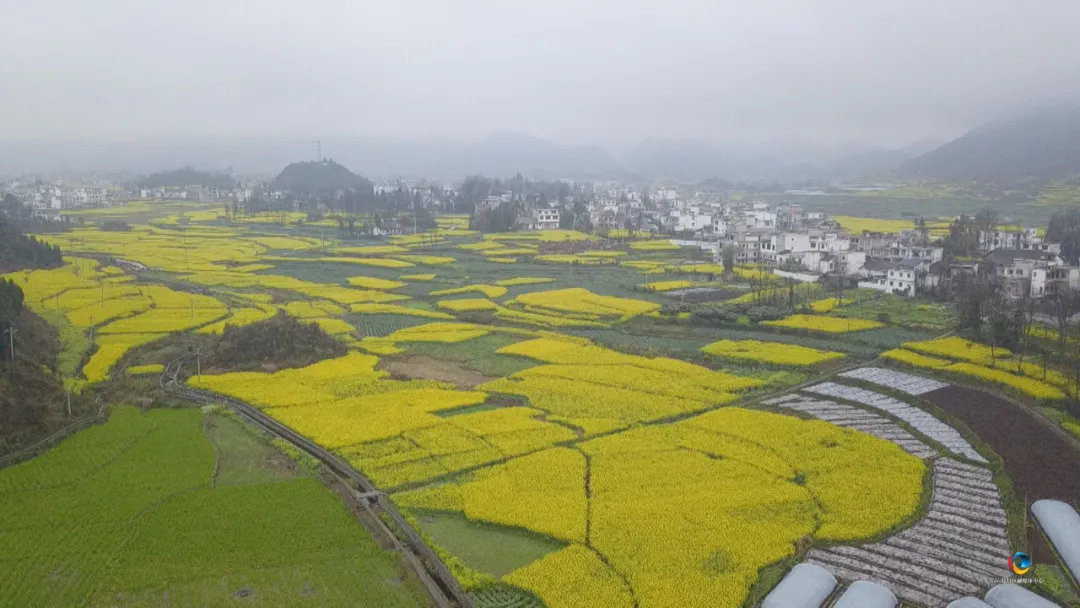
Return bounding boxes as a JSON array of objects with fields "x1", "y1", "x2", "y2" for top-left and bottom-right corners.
[
  {"x1": 484, "y1": 230, "x2": 593, "y2": 242},
  {"x1": 504, "y1": 544, "x2": 635, "y2": 608},
  {"x1": 902, "y1": 336, "x2": 1011, "y2": 365},
  {"x1": 534, "y1": 255, "x2": 605, "y2": 265},
  {"x1": 832, "y1": 215, "x2": 914, "y2": 234},
  {"x1": 391, "y1": 254, "x2": 456, "y2": 265},
  {"x1": 430, "y1": 284, "x2": 508, "y2": 298},
  {"x1": 493, "y1": 277, "x2": 555, "y2": 287},
  {"x1": 195, "y1": 304, "x2": 278, "y2": 334},
  {"x1": 333, "y1": 245, "x2": 409, "y2": 255},
  {"x1": 580, "y1": 250, "x2": 626, "y2": 258},
  {"x1": 39, "y1": 229, "x2": 264, "y2": 273},
  {"x1": 492, "y1": 306, "x2": 608, "y2": 329},
  {"x1": 381, "y1": 322, "x2": 491, "y2": 343},
  {"x1": 261, "y1": 255, "x2": 416, "y2": 268},
  {"x1": 96, "y1": 304, "x2": 227, "y2": 334},
  {"x1": 396, "y1": 408, "x2": 922, "y2": 608},
  {"x1": 83, "y1": 333, "x2": 166, "y2": 383},
  {"x1": 478, "y1": 339, "x2": 760, "y2": 428},
  {"x1": 300, "y1": 317, "x2": 355, "y2": 335},
  {"x1": 679, "y1": 263, "x2": 728, "y2": 274},
  {"x1": 283, "y1": 300, "x2": 346, "y2": 318},
  {"x1": 185, "y1": 271, "x2": 408, "y2": 305},
  {"x1": 66, "y1": 296, "x2": 153, "y2": 328},
  {"x1": 229, "y1": 263, "x2": 275, "y2": 272},
  {"x1": 763, "y1": 314, "x2": 884, "y2": 333},
  {"x1": 945, "y1": 362, "x2": 1066, "y2": 400},
  {"x1": 126, "y1": 364, "x2": 164, "y2": 375},
  {"x1": 629, "y1": 240, "x2": 679, "y2": 251},
  {"x1": 638, "y1": 280, "x2": 697, "y2": 292},
  {"x1": 809, "y1": 297, "x2": 852, "y2": 312},
  {"x1": 437, "y1": 298, "x2": 498, "y2": 312},
  {"x1": 511, "y1": 288, "x2": 659, "y2": 320},
  {"x1": 486, "y1": 257, "x2": 518, "y2": 263},
  {"x1": 881, "y1": 348, "x2": 951, "y2": 369},
  {"x1": 399, "y1": 273, "x2": 436, "y2": 281},
  {"x1": 346, "y1": 276, "x2": 406, "y2": 290},
  {"x1": 701, "y1": 339, "x2": 844, "y2": 366}
]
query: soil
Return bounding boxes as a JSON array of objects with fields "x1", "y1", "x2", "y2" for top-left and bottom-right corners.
[
  {"x1": 378, "y1": 356, "x2": 495, "y2": 389},
  {"x1": 263, "y1": 452, "x2": 296, "y2": 474},
  {"x1": 922, "y1": 384, "x2": 1080, "y2": 562}
]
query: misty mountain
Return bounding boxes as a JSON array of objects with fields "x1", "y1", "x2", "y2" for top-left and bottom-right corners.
[
  {"x1": 138, "y1": 166, "x2": 236, "y2": 189},
  {"x1": 623, "y1": 139, "x2": 791, "y2": 183},
  {"x1": 273, "y1": 159, "x2": 372, "y2": 193},
  {"x1": 696, "y1": 177, "x2": 735, "y2": 190},
  {"x1": 903, "y1": 106, "x2": 1080, "y2": 183},
  {"x1": 899, "y1": 136, "x2": 946, "y2": 158}
]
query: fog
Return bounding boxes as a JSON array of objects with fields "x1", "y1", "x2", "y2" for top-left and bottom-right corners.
[{"x1": 3, "y1": 0, "x2": 1080, "y2": 150}]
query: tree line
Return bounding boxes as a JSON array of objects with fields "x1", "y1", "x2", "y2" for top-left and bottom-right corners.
[{"x1": 0, "y1": 215, "x2": 63, "y2": 272}]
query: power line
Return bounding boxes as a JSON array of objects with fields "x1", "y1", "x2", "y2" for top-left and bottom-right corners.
[{"x1": 3, "y1": 327, "x2": 16, "y2": 380}]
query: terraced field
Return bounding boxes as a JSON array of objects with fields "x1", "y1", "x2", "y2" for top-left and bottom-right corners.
[{"x1": 3, "y1": 210, "x2": 1074, "y2": 607}]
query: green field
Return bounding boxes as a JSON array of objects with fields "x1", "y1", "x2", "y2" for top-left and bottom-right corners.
[{"x1": 0, "y1": 406, "x2": 428, "y2": 608}]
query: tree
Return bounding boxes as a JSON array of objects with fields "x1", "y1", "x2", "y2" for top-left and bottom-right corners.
[
  {"x1": 943, "y1": 215, "x2": 980, "y2": 258},
  {"x1": 721, "y1": 245, "x2": 736, "y2": 279},
  {"x1": 1047, "y1": 208, "x2": 1080, "y2": 265}
]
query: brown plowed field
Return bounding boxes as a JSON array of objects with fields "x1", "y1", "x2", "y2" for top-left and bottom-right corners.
[{"x1": 923, "y1": 384, "x2": 1080, "y2": 562}]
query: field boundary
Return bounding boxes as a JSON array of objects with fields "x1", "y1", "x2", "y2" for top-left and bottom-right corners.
[
  {"x1": 160, "y1": 354, "x2": 472, "y2": 608},
  {"x1": 0, "y1": 401, "x2": 109, "y2": 470}
]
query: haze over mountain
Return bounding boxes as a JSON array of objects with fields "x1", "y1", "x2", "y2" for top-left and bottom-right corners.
[
  {"x1": 4, "y1": 0, "x2": 1080, "y2": 167},
  {"x1": 902, "y1": 106, "x2": 1080, "y2": 183}
]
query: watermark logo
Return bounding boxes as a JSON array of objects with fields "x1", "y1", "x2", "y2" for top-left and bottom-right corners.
[{"x1": 1009, "y1": 551, "x2": 1032, "y2": 576}]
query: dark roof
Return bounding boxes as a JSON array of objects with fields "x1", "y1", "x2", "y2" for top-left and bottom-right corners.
[
  {"x1": 863, "y1": 259, "x2": 898, "y2": 271},
  {"x1": 984, "y1": 248, "x2": 1055, "y2": 264},
  {"x1": 898, "y1": 258, "x2": 924, "y2": 270}
]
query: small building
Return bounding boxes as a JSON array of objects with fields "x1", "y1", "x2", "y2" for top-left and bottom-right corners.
[{"x1": 534, "y1": 208, "x2": 560, "y2": 230}]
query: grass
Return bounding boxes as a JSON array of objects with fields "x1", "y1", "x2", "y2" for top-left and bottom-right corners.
[
  {"x1": 829, "y1": 295, "x2": 955, "y2": 331},
  {"x1": 399, "y1": 333, "x2": 538, "y2": 377},
  {"x1": 41, "y1": 309, "x2": 94, "y2": 378},
  {"x1": 347, "y1": 313, "x2": 434, "y2": 337},
  {"x1": 416, "y1": 511, "x2": 564, "y2": 578},
  {"x1": 0, "y1": 405, "x2": 428, "y2": 608},
  {"x1": 205, "y1": 412, "x2": 299, "y2": 486}
]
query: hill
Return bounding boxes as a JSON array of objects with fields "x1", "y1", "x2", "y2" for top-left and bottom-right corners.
[
  {"x1": 273, "y1": 159, "x2": 372, "y2": 193},
  {"x1": 903, "y1": 106, "x2": 1080, "y2": 183},
  {"x1": 0, "y1": 215, "x2": 63, "y2": 273},
  {"x1": 138, "y1": 166, "x2": 235, "y2": 189}
]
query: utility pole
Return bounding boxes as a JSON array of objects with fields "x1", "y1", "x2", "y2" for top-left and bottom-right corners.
[
  {"x1": 195, "y1": 347, "x2": 202, "y2": 380},
  {"x1": 3, "y1": 327, "x2": 16, "y2": 380}
]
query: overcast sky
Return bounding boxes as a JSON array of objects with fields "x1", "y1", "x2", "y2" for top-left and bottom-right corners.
[{"x1": 3, "y1": 0, "x2": 1080, "y2": 149}]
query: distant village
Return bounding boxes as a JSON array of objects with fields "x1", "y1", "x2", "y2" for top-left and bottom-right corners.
[{"x1": 3, "y1": 175, "x2": 1076, "y2": 302}]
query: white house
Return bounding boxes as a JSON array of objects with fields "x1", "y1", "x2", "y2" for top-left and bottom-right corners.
[{"x1": 535, "y1": 208, "x2": 560, "y2": 230}]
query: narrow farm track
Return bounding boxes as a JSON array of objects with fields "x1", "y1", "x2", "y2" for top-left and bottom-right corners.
[
  {"x1": 161, "y1": 356, "x2": 472, "y2": 608},
  {"x1": 922, "y1": 383, "x2": 1080, "y2": 562}
]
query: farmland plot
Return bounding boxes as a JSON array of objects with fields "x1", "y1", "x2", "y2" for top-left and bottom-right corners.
[{"x1": 0, "y1": 407, "x2": 426, "y2": 608}]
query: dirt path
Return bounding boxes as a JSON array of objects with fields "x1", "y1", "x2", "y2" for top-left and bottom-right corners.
[
  {"x1": 379, "y1": 356, "x2": 495, "y2": 389},
  {"x1": 922, "y1": 384, "x2": 1080, "y2": 562}
]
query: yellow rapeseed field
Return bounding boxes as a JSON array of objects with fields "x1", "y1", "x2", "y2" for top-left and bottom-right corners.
[
  {"x1": 397, "y1": 408, "x2": 923, "y2": 608},
  {"x1": 701, "y1": 339, "x2": 844, "y2": 366},
  {"x1": 902, "y1": 336, "x2": 1011, "y2": 365},
  {"x1": 437, "y1": 298, "x2": 498, "y2": 312},
  {"x1": 763, "y1": 314, "x2": 884, "y2": 333},
  {"x1": 430, "y1": 285, "x2": 508, "y2": 299}
]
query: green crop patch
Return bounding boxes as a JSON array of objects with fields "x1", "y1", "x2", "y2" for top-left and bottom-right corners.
[{"x1": 0, "y1": 406, "x2": 426, "y2": 608}]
